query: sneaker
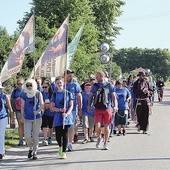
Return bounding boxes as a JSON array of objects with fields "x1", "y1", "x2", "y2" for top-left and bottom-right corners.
[
  {"x1": 61, "y1": 152, "x2": 67, "y2": 159},
  {"x1": 67, "y1": 143, "x2": 73, "y2": 152},
  {"x1": 137, "y1": 125, "x2": 141, "y2": 132},
  {"x1": 28, "y1": 150, "x2": 33, "y2": 159},
  {"x1": 73, "y1": 134, "x2": 78, "y2": 143},
  {"x1": 82, "y1": 139, "x2": 88, "y2": 144},
  {"x1": 48, "y1": 137, "x2": 52, "y2": 144},
  {"x1": 103, "y1": 143, "x2": 109, "y2": 150},
  {"x1": 122, "y1": 130, "x2": 126, "y2": 136},
  {"x1": 143, "y1": 131, "x2": 147, "y2": 134},
  {"x1": 117, "y1": 131, "x2": 121, "y2": 136},
  {"x1": 109, "y1": 134, "x2": 113, "y2": 138},
  {"x1": 113, "y1": 130, "x2": 117, "y2": 134},
  {"x1": 89, "y1": 137, "x2": 94, "y2": 142},
  {"x1": 96, "y1": 138, "x2": 102, "y2": 148},
  {"x1": 58, "y1": 147, "x2": 62, "y2": 157},
  {"x1": 0, "y1": 154, "x2": 4, "y2": 160},
  {"x1": 42, "y1": 139, "x2": 48, "y2": 146},
  {"x1": 18, "y1": 140, "x2": 24, "y2": 146},
  {"x1": 32, "y1": 153, "x2": 38, "y2": 160}
]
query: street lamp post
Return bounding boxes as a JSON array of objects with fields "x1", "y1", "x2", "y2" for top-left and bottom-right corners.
[{"x1": 100, "y1": 43, "x2": 112, "y2": 80}]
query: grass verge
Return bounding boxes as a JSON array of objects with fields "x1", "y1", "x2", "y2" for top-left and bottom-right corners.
[{"x1": 5, "y1": 128, "x2": 19, "y2": 149}]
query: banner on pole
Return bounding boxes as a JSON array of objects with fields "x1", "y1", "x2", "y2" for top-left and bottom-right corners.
[
  {"x1": 30, "y1": 17, "x2": 69, "y2": 78},
  {"x1": 0, "y1": 15, "x2": 34, "y2": 83},
  {"x1": 67, "y1": 24, "x2": 84, "y2": 68}
]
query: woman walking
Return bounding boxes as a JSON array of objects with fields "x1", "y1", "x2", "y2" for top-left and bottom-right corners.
[
  {"x1": 50, "y1": 76, "x2": 73, "y2": 159},
  {"x1": 115, "y1": 80, "x2": 131, "y2": 136},
  {"x1": 41, "y1": 80, "x2": 54, "y2": 146},
  {"x1": 11, "y1": 78, "x2": 25, "y2": 146},
  {"x1": 21, "y1": 79, "x2": 44, "y2": 160},
  {"x1": 82, "y1": 82, "x2": 94, "y2": 144},
  {"x1": 0, "y1": 82, "x2": 15, "y2": 160}
]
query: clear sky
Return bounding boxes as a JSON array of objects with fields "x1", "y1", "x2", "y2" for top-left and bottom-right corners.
[
  {"x1": 0, "y1": 0, "x2": 170, "y2": 49},
  {"x1": 0, "y1": 0, "x2": 32, "y2": 35},
  {"x1": 115, "y1": 0, "x2": 170, "y2": 49}
]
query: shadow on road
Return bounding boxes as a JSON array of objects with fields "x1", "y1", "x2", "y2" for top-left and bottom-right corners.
[
  {"x1": 157, "y1": 101, "x2": 170, "y2": 106},
  {"x1": 1, "y1": 156, "x2": 170, "y2": 169}
]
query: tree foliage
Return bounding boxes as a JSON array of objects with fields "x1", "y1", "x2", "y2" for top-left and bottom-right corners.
[
  {"x1": 114, "y1": 48, "x2": 170, "y2": 80},
  {"x1": 1, "y1": 0, "x2": 124, "y2": 84}
]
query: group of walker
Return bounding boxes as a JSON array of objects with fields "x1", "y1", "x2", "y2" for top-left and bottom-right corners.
[{"x1": 0, "y1": 69, "x2": 164, "y2": 160}]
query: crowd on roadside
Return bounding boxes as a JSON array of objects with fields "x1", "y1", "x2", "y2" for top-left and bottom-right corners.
[{"x1": 0, "y1": 69, "x2": 165, "y2": 160}]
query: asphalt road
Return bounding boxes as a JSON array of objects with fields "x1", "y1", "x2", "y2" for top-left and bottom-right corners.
[{"x1": 1, "y1": 88, "x2": 170, "y2": 170}]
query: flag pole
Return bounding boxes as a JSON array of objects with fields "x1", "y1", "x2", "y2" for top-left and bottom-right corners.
[
  {"x1": 32, "y1": 11, "x2": 37, "y2": 125},
  {"x1": 63, "y1": 16, "x2": 69, "y2": 129}
]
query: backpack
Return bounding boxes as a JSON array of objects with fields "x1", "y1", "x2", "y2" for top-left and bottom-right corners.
[
  {"x1": 13, "y1": 89, "x2": 22, "y2": 111},
  {"x1": 93, "y1": 83, "x2": 111, "y2": 110},
  {"x1": 0, "y1": 93, "x2": 7, "y2": 113},
  {"x1": 15, "y1": 98, "x2": 22, "y2": 111}
]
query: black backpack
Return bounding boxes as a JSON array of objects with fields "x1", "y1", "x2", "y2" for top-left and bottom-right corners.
[{"x1": 93, "y1": 83, "x2": 111, "y2": 110}]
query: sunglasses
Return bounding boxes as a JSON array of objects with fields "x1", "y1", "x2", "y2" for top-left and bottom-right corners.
[
  {"x1": 26, "y1": 84, "x2": 32, "y2": 87},
  {"x1": 17, "y1": 83, "x2": 23, "y2": 85},
  {"x1": 43, "y1": 86, "x2": 48, "y2": 89}
]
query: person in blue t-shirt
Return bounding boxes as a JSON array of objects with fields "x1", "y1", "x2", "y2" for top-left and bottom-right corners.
[
  {"x1": 11, "y1": 78, "x2": 25, "y2": 146},
  {"x1": 64, "y1": 69, "x2": 82, "y2": 151},
  {"x1": 88, "y1": 71, "x2": 118, "y2": 150},
  {"x1": 21, "y1": 79, "x2": 44, "y2": 160},
  {"x1": 36, "y1": 78, "x2": 43, "y2": 92},
  {"x1": 0, "y1": 82, "x2": 15, "y2": 160},
  {"x1": 115, "y1": 80, "x2": 131, "y2": 136},
  {"x1": 50, "y1": 76, "x2": 73, "y2": 159},
  {"x1": 82, "y1": 82, "x2": 95, "y2": 144},
  {"x1": 41, "y1": 80, "x2": 54, "y2": 146}
]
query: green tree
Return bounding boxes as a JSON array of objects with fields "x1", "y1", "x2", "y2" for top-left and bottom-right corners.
[
  {"x1": 17, "y1": 0, "x2": 124, "y2": 82},
  {"x1": 90, "y1": 0, "x2": 125, "y2": 45},
  {"x1": 114, "y1": 48, "x2": 170, "y2": 80}
]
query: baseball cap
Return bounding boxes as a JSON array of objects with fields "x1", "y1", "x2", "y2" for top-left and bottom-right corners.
[{"x1": 64, "y1": 69, "x2": 74, "y2": 75}]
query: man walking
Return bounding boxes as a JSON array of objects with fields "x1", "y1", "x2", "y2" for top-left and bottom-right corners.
[
  {"x1": 88, "y1": 71, "x2": 118, "y2": 150},
  {"x1": 64, "y1": 69, "x2": 82, "y2": 151}
]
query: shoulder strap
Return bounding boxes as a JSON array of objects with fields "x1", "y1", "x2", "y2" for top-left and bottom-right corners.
[
  {"x1": 36, "y1": 91, "x2": 40, "y2": 98},
  {"x1": 2, "y1": 93, "x2": 6, "y2": 101},
  {"x1": 104, "y1": 83, "x2": 111, "y2": 88},
  {"x1": 53, "y1": 92, "x2": 56, "y2": 101}
]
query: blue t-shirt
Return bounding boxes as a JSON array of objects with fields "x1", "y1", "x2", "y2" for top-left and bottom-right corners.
[
  {"x1": 51, "y1": 90, "x2": 74, "y2": 127},
  {"x1": 0, "y1": 93, "x2": 7, "y2": 119},
  {"x1": 11, "y1": 88, "x2": 24, "y2": 99},
  {"x1": 22, "y1": 91, "x2": 41, "y2": 120},
  {"x1": 42, "y1": 91, "x2": 53, "y2": 117},
  {"x1": 37, "y1": 86, "x2": 43, "y2": 92},
  {"x1": 115, "y1": 87, "x2": 131, "y2": 110},
  {"x1": 90, "y1": 82, "x2": 115, "y2": 109},
  {"x1": 51, "y1": 82, "x2": 57, "y2": 92},
  {"x1": 82, "y1": 92, "x2": 94, "y2": 116},
  {"x1": 66, "y1": 82, "x2": 82, "y2": 111}
]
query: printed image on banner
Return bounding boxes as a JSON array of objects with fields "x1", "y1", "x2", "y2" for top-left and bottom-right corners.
[
  {"x1": 29, "y1": 17, "x2": 68, "y2": 78},
  {"x1": 34, "y1": 54, "x2": 67, "y2": 78},
  {"x1": 41, "y1": 17, "x2": 68, "y2": 65},
  {"x1": 0, "y1": 15, "x2": 34, "y2": 83}
]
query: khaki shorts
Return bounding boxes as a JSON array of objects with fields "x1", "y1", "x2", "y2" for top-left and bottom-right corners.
[
  {"x1": 82, "y1": 115, "x2": 94, "y2": 129},
  {"x1": 16, "y1": 111, "x2": 22, "y2": 120}
]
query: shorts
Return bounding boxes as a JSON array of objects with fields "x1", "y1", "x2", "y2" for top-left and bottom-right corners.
[
  {"x1": 82, "y1": 115, "x2": 94, "y2": 129},
  {"x1": 94, "y1": 109, "x2": 112, "y2": 125},
  {"x1": 115, "y1": 110, "x2": 127, "y2": 126},
  {"x1": 16, "y1": 111, "x2": 22, "y2": 120},
  {"x1": 70, "y1": 111, "x2": 77, "y2": 129},
  {"x1": 42, "y1": 114, "x2": 54, "y2": 128}
]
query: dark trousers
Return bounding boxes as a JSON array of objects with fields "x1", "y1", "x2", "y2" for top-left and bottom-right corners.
[
  {"x1": 136, "y1": 100, "x2": 149, "y2": 131},
  {"x1": 55, "y1": 125, "x2": 70, "y2": 152}
]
